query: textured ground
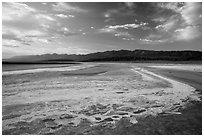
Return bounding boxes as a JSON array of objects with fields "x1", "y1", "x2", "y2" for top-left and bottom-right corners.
[{"x1": 2, "y1": 63, "x2": 201, "y2": 135}]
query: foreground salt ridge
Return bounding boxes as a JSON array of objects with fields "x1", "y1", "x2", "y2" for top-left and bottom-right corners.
[
  {"x1": 2, "y1": 64, "x2": 95, "y2": 75},
  {"x1": 132, "y1": 67, "x2": 199, "y2": 101},
  {"x1": 2, "y1": 64, "x2": 201, "y2": 133}
]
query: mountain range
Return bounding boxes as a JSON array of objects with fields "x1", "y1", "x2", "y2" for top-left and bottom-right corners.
[{"x1": 3, "y1": 49, "x2": 202, "y2": 63}]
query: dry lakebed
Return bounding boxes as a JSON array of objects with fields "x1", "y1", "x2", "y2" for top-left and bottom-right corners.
[{"x1": 2, "y1": 62, "x2": 202, "y2": 135}]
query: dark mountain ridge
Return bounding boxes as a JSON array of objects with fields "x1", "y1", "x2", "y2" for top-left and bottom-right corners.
[{"x1": 3, "y1": 49, "x2": 202, "y2": 63}]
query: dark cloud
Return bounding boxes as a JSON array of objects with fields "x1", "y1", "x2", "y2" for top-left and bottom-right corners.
[
  {"x1": 52, "y1": 2, "x2": 88, "y2": 13},
  {"x1": 2, "y1": 33, "x2": 24, "y2": 42},
  {"x1": 3, "y1": 44, "x2": 19, "y2": 48},
  {"x1": 2, "y1": 32, "x2": 33, "y2": 46}
]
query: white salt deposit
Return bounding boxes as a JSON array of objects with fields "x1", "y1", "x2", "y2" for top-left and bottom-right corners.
[
  {"x1": 135, "y1": 67, "x2": 199, "y2": 102},
  {"x1": 2, "y1": 64, "x2": 95, "y2": 75}
]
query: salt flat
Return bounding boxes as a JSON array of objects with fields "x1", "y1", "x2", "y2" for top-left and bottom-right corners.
[{"x1": 2, "y1": 63, "x2": 201, "y2": 134}]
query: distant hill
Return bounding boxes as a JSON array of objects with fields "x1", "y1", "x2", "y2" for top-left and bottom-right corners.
[{"x1": 3, "y1": 49, "x2": 202, "y2": 63}]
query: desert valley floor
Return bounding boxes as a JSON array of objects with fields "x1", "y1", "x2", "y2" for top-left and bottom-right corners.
[{"x1": 2, "y1": 62, "x2": 202, "y2": 135}]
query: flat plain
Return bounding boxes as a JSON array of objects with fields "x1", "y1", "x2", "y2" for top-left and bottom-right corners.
[{"x1": 2, "y1": 62, "x2": 202, "y2": 135}]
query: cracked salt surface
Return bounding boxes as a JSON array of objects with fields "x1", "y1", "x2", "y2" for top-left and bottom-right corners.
[{"x1": 2, "y1": 63, "x2": 201, "y2": 133}]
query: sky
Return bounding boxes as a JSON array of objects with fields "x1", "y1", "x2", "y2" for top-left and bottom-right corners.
[{"x1": 2, "y1": 2, "x2": 202, "y2": 58}]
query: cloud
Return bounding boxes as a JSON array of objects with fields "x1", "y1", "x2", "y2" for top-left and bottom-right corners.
[
  {"x1": 104, "y1": 3, "x2": 160, "y2": 19},
  {"x1": 55, "y1": 14, "x2": 75, "y2": 18},
  {"x1": 174, "y1": 28, "x2": 184, "y2": 32},
  {"x1": 103, "y1": 3, "x2": 135, "y2": 18},
  {"x1": 2, "y1": 28, "x2": 45, "y2": 47},
  {"x1": 3, "y1": 2, "x2": 56, "y2": 31},
  {"x1": 172, "y1": 3, "x2": 201, "y2": 41},
  {"x1": 180, "y1": 3, "x2": 202, "y2": 26},
  {"x1": 3, "y1": 32, "x2": 24, "y2": 42},
  {"x1": 139, "y1": 38, "x2": 168, "y2": 44},
  {"x1": 77, "y1": 2, "x2": 202, "y2": 45},
  {"x1": 36, "y1": 14, "x2": 55, "y2": 21},
  {"x1": 140, "y1": 32, "x2": 169, "y2": 44},
  {"x1": 157, "y1": 2, "x2": 183, "y2": 13},
  {"x1": 52, "y1": 47, "x2": 93, "y2": 55},
  {"x1": 114, "y1": 32, "x2": 131, "y2": 37},
  {"x1": 151, "y1": 17, "x2": 167, "y2": 22},
  {"x1": 106, "y1": 22, "x2": 148, "y2": 30},
  {"x1": 174, "y1": 26, "x2": 201, "y2": 41},
  {"x1": 104, "y1": 18, "x2": 115, "y2": 23},
  {"x1": 62, "y1": 27, "x2": 69, "y2": 32},
  {"x1": 37, "y1": 38, "x2": 50, "y2": 44},
  {"x1": 147, "y1": 34, "x2": 163, "y2": 39},
  {"x1": 122, "y1": 37, "x2": 135, "y2": 41},
  {"x1": 157, "y1": 2, "x2": 201, "y2": 26},
  {"x1": 108, "y1": 23, "x2": 147, "y2": 29},
  {"x1": 98, "y1": 22, "x2": 149, "y2": 40},
  {"x1": 3, "y1": 45, "x2": 20, "y2": 48},
  {"x1": 104, "y1": 9, "x2": 119, "y2": 18},
  {"x1": 3, "y1": 39, "x2": 22, "y2": 47},
  {"x1": 155, "y1": 20, "x2": 177, "y2": 31},
  {"x1": 41, "y1": 24, "x2": 50, "y2": 29},
  {"x1": 152, "y1": 2, "x2": 202, "y2": 42},
  {"x1": 155, "y1": 16, "x2": 179, "y2": 31},
  {"x1": 122, "y1": 38, "x2": 129, "y2": 40},
  {"x1": 2, "y1": 33, "x2": 31, "y2": 45},
  {"x1": 98, "y1": 25, "x2": 135, "y2": 40},
  {"x1": 52, "y1": 2, "x2": 88, "y2": 13},
  {"x1": 43, "y1": 25, "x2": 79, "y2": 37},
  {"x1": 98, "y1": 27, "x2": 115, "y2": 33},
  {"x1": 2, "y1": 2, "x2": 82, "y2": 47},
  {"x1": 140, "y1": 38, "x2": 152, "y2": 42},
  {"x1": 125, "y1": 2, "x2": 134, "y2": 8},
  {"x1": 2, "y1": 2, "x2": 36, "y2": 21}
]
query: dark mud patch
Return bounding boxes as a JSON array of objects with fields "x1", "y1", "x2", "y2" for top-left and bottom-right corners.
[
  {"x1": 45, "y1": 122, "x2": 62, "y2": 129},
  {"x1": 3, "y1": 92, "x2": 18, "y2": 97},
  {"x1": 95, "y1": 117, "x2": 101, "y2": 120},
  {"x1": 118, "y1": 112, "x2": 129, "y2": 116},
  {"x1": 112, "y1": 115, "x2": 120, "y2": 118},
  {"x1": 117, "y1": 106, "x2": 134, "y2": 112},
  {"x1": 133, "y1": 109, "x2": 146, "y2": 114},
  {"x1": 116, "y1": 91, "x2": 124, "y2": 94},
  {"x1": 100, "y1": 118, "x2": 114, "y2": 123},
  {"x1": 59, "y1": 114, "x2": 76, "y2": 119},
  {"x1": 42, "y1": 117, "x2": 55, "y2": 122}
]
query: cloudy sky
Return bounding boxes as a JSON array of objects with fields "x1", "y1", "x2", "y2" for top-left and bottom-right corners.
[{"x1": 2, "y1": 2, "x2": 202, "y2": 58}]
